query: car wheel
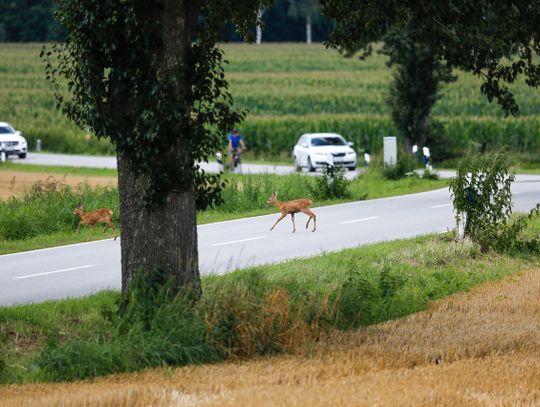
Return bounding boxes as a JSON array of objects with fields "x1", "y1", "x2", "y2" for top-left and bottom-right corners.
[
  {"x1": 308, "y1": 156, "x2": 316, "y2": 172},
  {"x1": 18, "y1": 153, "x2": 27, "y2": 159},
  {"x1": 348, "y1": 166, "x2": 356, "y2": 171}
]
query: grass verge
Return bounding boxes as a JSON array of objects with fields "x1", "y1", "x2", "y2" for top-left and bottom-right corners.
[
  {"x1": 1, "y1": 219, "x2": 539, "y2": 384},
  {"x1": 0, "y1": 161, "x2": 118, "y2": 177},
  {"x1": 6, "y1": 267, "x2": 540, "y2": 405}
]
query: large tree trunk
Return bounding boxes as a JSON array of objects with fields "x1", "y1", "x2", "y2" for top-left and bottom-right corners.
[{"x1": 118, "y1": 0, "x2": 201, "y2": 294}]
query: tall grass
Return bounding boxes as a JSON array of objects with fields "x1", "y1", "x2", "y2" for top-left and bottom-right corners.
[{"x1": 0, "y1": 177, "x2": 119, "y2": 241}]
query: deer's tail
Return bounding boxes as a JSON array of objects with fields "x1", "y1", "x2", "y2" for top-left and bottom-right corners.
[{"x1": 108, "y1": 209, "x2": 113, "y2": 216}]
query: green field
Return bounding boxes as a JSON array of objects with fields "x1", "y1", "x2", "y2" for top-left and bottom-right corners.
[{"x1": 1, "y1": 43, "x2": 539, "y2": 161}]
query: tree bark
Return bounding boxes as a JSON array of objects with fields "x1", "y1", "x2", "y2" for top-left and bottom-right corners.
[
  {"x1": 256, "y1": 6, "x2": 263, "y2": 44},
  {"x1": 419, "y1": 113, "x2": 429, "y2": 148},
  {"x1": 306, "y1": 13, "x2": 312, "y2": 44},
  {"x1": 118, "y1": 0, "x2": 201, "y2": 294}
]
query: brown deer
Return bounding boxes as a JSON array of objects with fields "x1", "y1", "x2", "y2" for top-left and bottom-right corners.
[
  {"x1": 73, "y1": 202, "x2": 117, "y2": 241},
  {"x1": 266, "y1": 192, "x2": 316, "y2": 233}
]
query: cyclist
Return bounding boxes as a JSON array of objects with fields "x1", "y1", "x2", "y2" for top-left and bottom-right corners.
[{"x1": 228, "y1": 128, "x2": 246, "y2": 169}]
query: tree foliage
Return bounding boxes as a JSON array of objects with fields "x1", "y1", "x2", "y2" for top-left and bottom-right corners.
[
  {"x1": 382, "y1": 21, "x2": 457, "y2": 149},
  {"x1": 41, "y1": 0, "x2": 271, "y2": 207},
  {"x1": 321, "y1": 0, "x2": 540, "y2": 116}
]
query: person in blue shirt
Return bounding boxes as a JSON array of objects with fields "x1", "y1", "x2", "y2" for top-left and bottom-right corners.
[{"x1": 228, "y1": 129, "x2": 246, "y2": 168}]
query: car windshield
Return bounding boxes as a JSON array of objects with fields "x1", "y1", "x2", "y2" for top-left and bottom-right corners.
[
  {"x1": 0, "y1": 126, "x2": 15, "y2": 135},
  {"x1": 311, "y1": 137, "x2": 346, "y2": 146}
]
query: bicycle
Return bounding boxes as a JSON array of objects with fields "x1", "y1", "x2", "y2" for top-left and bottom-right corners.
[{"x1": 230, "y1": 148, "x2": 242, "y2": 173}]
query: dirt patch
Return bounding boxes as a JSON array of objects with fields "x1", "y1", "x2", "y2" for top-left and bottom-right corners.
[
  {"x1": 2, "y1": 269, "x2": 540, "y2": 406},
  {"x1": 0, "y1": 170, "x2": 117, "y2": 200}
]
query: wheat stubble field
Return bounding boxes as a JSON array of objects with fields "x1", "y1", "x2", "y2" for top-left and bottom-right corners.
[
  {"x1": 0, "y1": 171, "x2": 117, "y2": 200},
  {"x1": 2, "y1": 268, "x2": 539, "y2": 406}
]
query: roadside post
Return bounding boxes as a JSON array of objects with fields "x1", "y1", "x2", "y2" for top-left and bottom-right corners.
[
  {"x1": 36, "y1": 139, "x2": 42, "y2": 152},
  {"x1": 457, "y1": 171, "x2": 473, "y2": 238},
  {"x1": 383, "y1": 136, "x2": 397, "y2": 166},
  {"x1": 422, "y1": 146, "x2": 432, "y2": 171},
  {"x1": 325, "y1": 152, "x2": 335, "y2": 188}
]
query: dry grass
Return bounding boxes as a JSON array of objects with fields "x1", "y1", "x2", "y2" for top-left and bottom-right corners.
[
  {"x1": 0, "y1": 171, "x2": 116, "y2": 200},
  {"x1": 2, "y1": 269, "x2": 540, "y2": 406}
]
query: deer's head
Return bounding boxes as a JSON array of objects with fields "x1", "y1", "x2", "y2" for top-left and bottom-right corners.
[
  {"x1": 73, "y1": 202, "x2": 83, "y2": 216},
  {"x1": 266, "y1": 192, "x2": 278, "y2": 205}
]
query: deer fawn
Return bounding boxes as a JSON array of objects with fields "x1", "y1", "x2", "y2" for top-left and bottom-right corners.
[
  {"x1": 73, "y1": 202, "x2": 117, "y2": 241},
  {"x1": 266, "y1": 192, "x2": 316, "y2": 233}
]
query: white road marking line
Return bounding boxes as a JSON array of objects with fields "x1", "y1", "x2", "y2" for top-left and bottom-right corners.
[
  {"x1": 432, "y1": 203, "x2": 452, "y2": 208},
  {"x1": 0, "y1": 238, "x2": 118, "y2": 258},
  {"x1": 211, "y1": 237, "x2": 265, "y2": 247},
  {"x1": 340, "y1": 216, "x2": 380, "y2": 225},
  {"x1": 13, "y1": 265, "x2": 96, "y2": 280}
]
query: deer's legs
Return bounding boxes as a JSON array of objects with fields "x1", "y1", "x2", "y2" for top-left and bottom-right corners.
[
  {"x1": 107, "y1": 220, "x2": 117, "y2": 240},
  {"x1": 76, "y1": 222, "x2": 83, "y2": 234},
  {"x1": 270, "y1": 213, "x2": 287, "y2": 231},
  {"x1": 88, "y1": 224, "x2": 96, "y2": 241},
  {"x1": 291, "y1": 213, "x2": 296, "y2": 233},
  {"x1": 302, "y1": 209, "x2": 317, "y2": 232}
]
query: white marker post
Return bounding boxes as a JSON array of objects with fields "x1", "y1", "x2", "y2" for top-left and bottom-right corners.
[{"x1": 383, "y1": 137, "x2": 397, "y2": 167}]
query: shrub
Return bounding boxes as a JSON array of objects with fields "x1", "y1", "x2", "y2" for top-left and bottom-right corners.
[
  {"x1": 449, "y1": 152, "x2": 540, "y2": 252},
  {"x1": 309, "y1": 164, "x2": 351, "y2": 200},
  {"x1": 382, "y1": 153, "x2": 418, "y2": 180},
  {"x1": 422, "y1": 169, "x2": 439, "y2": 180}
]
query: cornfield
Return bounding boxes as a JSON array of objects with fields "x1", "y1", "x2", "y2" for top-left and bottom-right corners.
[{"x1": 1, "y1": 43, "x2": 539, "y2": 157}]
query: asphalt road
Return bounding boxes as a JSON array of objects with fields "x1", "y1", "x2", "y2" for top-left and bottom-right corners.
[
  {"x1": 8, "y1": 152, "x2": 361, "y2": 179},
  {"x1": 1, "y1": 178, "x2": 539, "y2": 306}
]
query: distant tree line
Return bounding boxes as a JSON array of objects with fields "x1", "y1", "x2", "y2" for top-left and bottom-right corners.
[
  {"x1": 0, "y1": 0, "x2": 64, "y2": 42},
  {"x1": 0, "y1": 0, "x2": 331, "y2": 43}
]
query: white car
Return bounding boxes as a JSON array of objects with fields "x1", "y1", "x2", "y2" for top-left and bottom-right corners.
[
  {"x1": 0, "y1": 122, "x2": 27, "y2": 159},
  {"x1": 293, "y1": 133, "x2": 356, "y2": 172}
]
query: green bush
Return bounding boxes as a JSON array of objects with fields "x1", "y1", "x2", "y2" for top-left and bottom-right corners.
[
  {"x1": 449, "y1": 152, "x2": 540, "y2": 252},
  {"x1": 309, "y1": 164, "x2": 351, "y2": 200},
  {"x1": 382, "y1": 153, "x2": 418, "y2": 180}
]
